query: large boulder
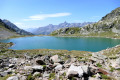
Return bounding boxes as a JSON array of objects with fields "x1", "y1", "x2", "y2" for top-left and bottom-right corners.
[
  {"x1": 82, "y1": 65, "x2": 90, "y2": 74},
  {"x1": 50, "y1": 55, "x2": 60, "y2": 63},
  {"x1": 32, "y1": 65, "x2": 43, "y2": 72},
  {"x1": 24, "y1": 66, "x2": 32, "y2": 70},
  {"x1": 67, "y1": 64, "x2": 90, "y2": 78},
  {"x1": 36, "y1": 59, "x2": 46, "y2": 65},
  {"x1": 55, "y1": 64, "x2": 63, "y2": 72},
  {"x1": 67, "y1": 64, "x2": 84, "y2": 78}
]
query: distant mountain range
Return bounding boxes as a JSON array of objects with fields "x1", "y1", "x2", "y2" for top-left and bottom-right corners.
[
  {"x1": 26, "y1": 22, "x2": 94, "y2": 35},
  {"x1": 0, "y1": 19, "x2": 33, "y2": 39}
]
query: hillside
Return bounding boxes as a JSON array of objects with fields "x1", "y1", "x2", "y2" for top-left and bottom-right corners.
[
  {"x1": 28, "y1": 21, "x2": 93, "y2": 35},
  {"x1": 51, "y1": 7, "x2": 120, "y2": 38},
  {"x1": 0, "y1": 19, "x2": 33, "y2": 39},
  {"x1": 2, "y1": 19, "x2": 33, "y2": 35}
]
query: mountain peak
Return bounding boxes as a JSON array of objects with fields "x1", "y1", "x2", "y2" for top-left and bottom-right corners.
[{"x1": 64, "y1": 21, "x2": 68, "y2": 23}]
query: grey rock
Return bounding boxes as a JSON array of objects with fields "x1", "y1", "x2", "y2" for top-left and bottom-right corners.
[
  {"x1": 0, "y1": 72, "x2": 8, "y2": 77},
  {"x1": 7, "y1": 76, "x2": 18, "y2": 80},
  {"x1": 36, "y1": 59, "x2": 46, "y2": 65},
  {"x1": 50, "y1": 55, "x2": 60, "y2": 63},
  {"x1": 81, "y1": 65, "x2": 89, "y2": 74},
  {"x1": 55, "y1": 64, "x2": 63, "y2": 71},
  {"x1": 67, "y1": 64, "x2": 84, "y2": 78},
  {"x1": 24, "y1": 66, "x2": 32, "y2": 70},
  {"x1": 43, "y1": 72, "x2": 49, "y2": 78},
  {"x1": 9, "y1": 64, "x2": 15, "y2": 68},
  {"x1": 32, "y1": 65, "x2": 43, "y2": 71}
]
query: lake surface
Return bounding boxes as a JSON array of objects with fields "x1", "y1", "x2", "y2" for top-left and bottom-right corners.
[{"x1": 0, "y1": 36, "x2": 120, "y2": 52}]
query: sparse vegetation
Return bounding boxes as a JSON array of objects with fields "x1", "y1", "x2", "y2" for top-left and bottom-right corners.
[{"x1": 96, "y1": 63, "x2": 102, "y2": 68}]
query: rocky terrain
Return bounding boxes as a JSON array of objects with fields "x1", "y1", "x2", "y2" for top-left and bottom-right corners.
[
  {"x1": 0, "y1": 42, "x2": 120, "y2": 80},
  {"x1": 51, "y1": 7, "x2": 120, "y2": 38},
  {"x1": 28, "y1": 21, "x2": 93, "y2": 35}
]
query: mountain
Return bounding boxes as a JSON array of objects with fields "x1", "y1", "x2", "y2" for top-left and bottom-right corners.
[
  {"x1": 51, "y1": 7, "x2": 120, "y2": 37},
  {"x1": 0, "y1": 19, "x2": 33, "y2": 39},
  {"x1": 2, "y1": 19, "x2": 33, "y2": 35},
  {"x1": 29, "y1": 21, "x2": 94, "y2": 35}
]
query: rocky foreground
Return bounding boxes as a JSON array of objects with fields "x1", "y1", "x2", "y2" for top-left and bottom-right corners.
[{"x1": 0, "y1": 43, "x2": 120, "y2": 80}]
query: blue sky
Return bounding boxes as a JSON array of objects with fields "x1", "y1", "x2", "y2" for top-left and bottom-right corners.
[{"x1": 0, "y1": 0, "x2": 120, "y2": 29}]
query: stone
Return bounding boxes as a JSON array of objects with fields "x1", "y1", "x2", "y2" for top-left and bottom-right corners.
[
  {"x1": 0, "y1": 72, "x2": 8, "y2": 77},
  {"x1": 9, "y1": 64, "x2": 15, "y2": 68},
  {"x1": 43, "y1": 72, "x2": 49, "y2": 78},
  {"x1": 55, "y1": 64, "x2": 63, "y2": 71},
  {"x1": 32, "y1": 65, "x2": 43, "y2": 71},
  {"x1": 91, "y1": 53, "x2": 107, "y2": 63},
  {"x1": 89, "y1": 77, "x2": 98, "y2": 80},
  {"x1": 0, "y1": 59, "x2": 3, "y2": 64},
  {"x1": 81, "y1": 65, "x2": 89, "y2": 74},
  {"x1": 36, "y1": 59, "x2": 46, "y2": 65},
  {"x1": 67, "y1": 64, "x2": 84, "y2": 78},
  {"x1": 19, "y1": 76, "x2": 27, "y2": 80},
  {"x1": 95, "y1": 73, "x2": 101, "y2": 79},
  {"x1": 24, "y1": 66, "x2": 32, "y2": 70},
  {"x1": 50, "y1": 55, "x2": 60, "y2": 63},
  {"x1": 7, "y1": 76, "x2": 18, "y2": 80},
  {"x1": 33, "y1": 72, "x2": 40, "y2": 76}
]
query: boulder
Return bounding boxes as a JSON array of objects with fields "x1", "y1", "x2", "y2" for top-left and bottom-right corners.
[
  {"x1": 7, "y1": 76, "x2": 18, "y2": 80},
  {"x1": 55, "y1": 64, "x2": 63, "y2": 72},
  {"x1": 33, "y1": 72, "x2": 40, "y2": 76},
  {"x1": 9, "y1": 64, "x2": 15, "y2": 68},
  {"x1": 81, "y1": 65, "x2": 89, "y2": 74},
  {"x1": 24, "y1": 66, "x2": 32, "y2": 70},
  {"x1": 32, "y1": 65, "x2": 43, "y2": 72},
  {"x1": 67, "y1": 64, "x2": 84, "y2": 78},
  {"x1": 43, "y1": 72, "x2": 49, "y2": 78},
  {"x1": 50, "y1": 55, "x2": 60, "y2": 63},
  {"x1": 0, "y1": 59, "x2": 3, "y2": 64},
  {"x1": 0, "y1": 72, "x2": 8, "y2": 77},
  {"x1": 36, "y1": 59, "x2": 46, "y2": 65},
  {"x1": 89, "y1": 77, "x2": 98, "y2": 80}
]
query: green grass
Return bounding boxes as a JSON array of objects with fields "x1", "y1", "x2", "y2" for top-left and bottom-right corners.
[
  {"x1": 96, "y1": 63, "x2": 102, "y2": 68},
  {"x1": 49, "y1": 73, "x2": 55, "y2": 80},
  {"x1": 0, "y1": 74, "x2": 12, "y2": 80}
]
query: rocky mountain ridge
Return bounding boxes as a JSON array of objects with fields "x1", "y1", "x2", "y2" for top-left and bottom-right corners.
[
  {"x1": 0, "y1": 19, "x2": 33, "y2": 39},
  {"x1": 51, "y1": 7, "x2": 120, "y2": 36},
  {"x1": 2, "y1": 19, "x2": 33, "y2": 35}
]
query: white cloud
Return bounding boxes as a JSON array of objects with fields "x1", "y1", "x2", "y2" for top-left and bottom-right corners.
[
  {"x1": 14, "y1": 22, "x2": 36, "y2": 29},
  {"x1": 23, "y1": 12, "x2": 71, "y2": 21}
]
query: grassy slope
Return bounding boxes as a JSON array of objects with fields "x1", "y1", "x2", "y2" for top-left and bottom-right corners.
[{"x1": 51, "y1": 27, "x2": 120, "y2": 39}]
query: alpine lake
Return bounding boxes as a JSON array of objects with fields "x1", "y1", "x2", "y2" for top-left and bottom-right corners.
[{"x1": 0, "y1": 36, "x2": 120, "y2": 52}]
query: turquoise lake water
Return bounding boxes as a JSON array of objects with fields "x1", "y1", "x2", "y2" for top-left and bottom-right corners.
[{"x1": 0, "y1": 36, "x2": 120, "y2": 52}]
